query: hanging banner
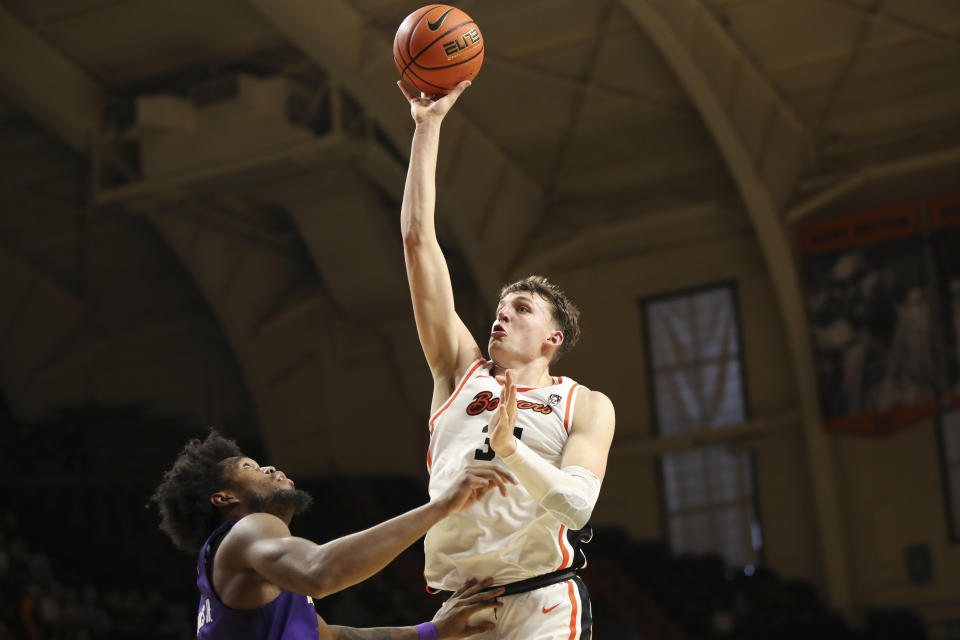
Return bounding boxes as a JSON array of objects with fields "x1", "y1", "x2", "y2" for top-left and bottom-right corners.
[{"x1": 800, "y1": 204, "x2": 941, "y2": 435}]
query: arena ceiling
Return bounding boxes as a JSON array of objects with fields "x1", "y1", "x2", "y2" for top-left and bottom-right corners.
[{"x1": 1, "y1": 0, "x2": 959, "y2": 476}]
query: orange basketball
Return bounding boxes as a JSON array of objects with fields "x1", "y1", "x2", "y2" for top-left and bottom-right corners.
[{"x1": 393, "y1": 4, "x2": 484, "y2": 96}]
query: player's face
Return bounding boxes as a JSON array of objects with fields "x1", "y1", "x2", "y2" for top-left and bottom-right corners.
[
  {"x1": 222, "y1": 457, "x2": 312, "y2": 516},
  {"x1": 488, "y1": 291, "x2": 560, "y2": 363},
  {"x1": 227, "y1": 457, "x2": 295, "y2": 496}
]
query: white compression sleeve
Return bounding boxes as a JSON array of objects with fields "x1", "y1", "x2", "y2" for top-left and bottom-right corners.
[{"x1": 500, "y1": 439, "x2": 601, "y2": 530}]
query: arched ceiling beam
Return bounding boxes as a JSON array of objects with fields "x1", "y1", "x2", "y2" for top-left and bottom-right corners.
[
  {"x1": 153, "y1": 203, "x2": 429, "y2": 475},
  {"x1": 482, "y1": 54, "x2": 695, "y2": 120},
  {"x1": 812, "y1": 0, "x2": 882, "y2": 134},
  {"x1": 246, "y1": 0, "x2": 546, "y2": 299},
  {"x1": 151, "y1": 207, "x2": 325, "y2": 471},
  {"x1": 255, "y1": 169, "x2": 410, "y2": 320},
  {"x1": 0, "y1": 8, "x2": 432, "y2": 473},
  {"x1": 620, "y1": 0, "x2": 852, "y2": 610},
  {"x1": 0, "y1": 10, "x2": 282, "y2": 454},
  {"x1": 0, "y1": 5, "x2": 102, "y2": 152},
  {"x1": 0, "y1": 247, "x2": 85, "y2": 419},
  {"x1": 820, "y1": 0, "x2": 960, "y2": 50},
  {"x1": 787, "y1": 145, "x2": 960, "y2": 223}
]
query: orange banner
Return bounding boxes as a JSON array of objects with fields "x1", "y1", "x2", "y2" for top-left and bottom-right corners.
[
  {"x1": 801, "y1": 204, "x2": 919, "y2": 254},
  {"x1": 932, "y1": 193, "x2": 960, "y2": 229},
  {"x1": 823, "y1": 401, "x2": 941, "y2": 436}
]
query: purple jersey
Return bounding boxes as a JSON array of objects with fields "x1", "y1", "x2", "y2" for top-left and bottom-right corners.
[{"x1": 196, "y1": 519, "x2": 319, "y2": 639}]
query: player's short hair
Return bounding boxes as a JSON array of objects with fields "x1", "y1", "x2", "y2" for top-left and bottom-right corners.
[
  {"x1": 499, "y1": 275, "x2": 581, "y2": 360},
  {"x1": 150, "y1": 429, "x2": 243, "y2": 553}
]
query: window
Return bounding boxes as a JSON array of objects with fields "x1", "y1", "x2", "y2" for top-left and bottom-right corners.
[
  {"x1": 939, "y1": 408, "x2": 960, "y2": 543},
  {"x1": 642, "y1": 284, "x2": 763, "y2": 567}
]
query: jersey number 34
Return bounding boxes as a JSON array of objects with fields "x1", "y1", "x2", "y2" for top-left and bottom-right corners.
[{"x1": 474, "y1": 424, "x2": 524, "y2": 461}]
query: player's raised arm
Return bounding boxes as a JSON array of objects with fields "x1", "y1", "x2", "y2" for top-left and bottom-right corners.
[{"x1": 398, "y1": 80, "x2": 482, "y2": 387}]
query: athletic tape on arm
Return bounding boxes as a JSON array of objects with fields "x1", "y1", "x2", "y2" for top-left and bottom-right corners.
[{"x1": 500, "y1": 440, "x2": 600, "y2": 529}]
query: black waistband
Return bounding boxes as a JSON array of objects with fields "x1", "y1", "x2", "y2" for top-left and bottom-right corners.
[
  {"x1": 493, "y1": 568, "x2": 579, "y2": 597},
  {"x1": 434, "y1": 568, "x2": 579, "y2": 599}
]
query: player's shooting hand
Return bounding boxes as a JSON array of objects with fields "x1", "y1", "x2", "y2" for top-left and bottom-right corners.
[
  {"x1": 431, "y1": 578, "x2": 504, "y2": 639},
  {"x1": 438, "y1": 465, "x2": 517, "y2": 515},
  {"x1": 488, "y1": 369, "x2": 518, "y2": 456},
  {"x1": 397, "y1": 80, "x2": 470, "y2": 124}
]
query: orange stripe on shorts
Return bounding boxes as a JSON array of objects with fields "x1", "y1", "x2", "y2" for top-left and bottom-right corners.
[
  {"x1": 566, "y1": 579, "x2": 579, "y2": 640},
  {"x1": 556, "y1": 525, "x2": 570, "y2": 570}
]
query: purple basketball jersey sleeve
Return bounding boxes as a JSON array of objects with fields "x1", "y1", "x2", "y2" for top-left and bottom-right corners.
[{"x1": 196, "y1": 519, "x2": 319, "y2": 639}]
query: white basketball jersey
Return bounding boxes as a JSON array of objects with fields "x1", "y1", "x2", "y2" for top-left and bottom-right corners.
[{"x1": 424, "y1": 359, "x2": 591, "y2": 591}]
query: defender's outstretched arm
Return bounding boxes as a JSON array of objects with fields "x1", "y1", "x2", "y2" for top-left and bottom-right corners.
[{"x1": 226, "y1": 465, "x2": 514, "y2": 599}]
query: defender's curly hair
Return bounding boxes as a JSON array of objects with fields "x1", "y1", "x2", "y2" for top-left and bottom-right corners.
[
  {"x1": 499, "y1": 275, "x2": 581, "y2": 360},
  {"x1": 150, "y1": 429, "x2": 243, "y2": 553}
]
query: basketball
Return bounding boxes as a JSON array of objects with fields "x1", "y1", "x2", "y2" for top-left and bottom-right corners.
[{"x1": 393, "y1": 4, "x2": 484, "y2": 96}]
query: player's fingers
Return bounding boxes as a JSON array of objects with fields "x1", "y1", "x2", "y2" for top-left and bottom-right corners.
[
  {"x1": 463, "y1": 470, "x2": 489, "y2": 488},
  {"x1": 487, "y1": 469, "x2": 515, "y2": 496},
  {"x1": 488, "y1": 474, "x2": 509, "y2": 497},
  {"x1": 464, "y1": 585, "x2": 504, "y2": 603},
  {"x1": 464, "y1": 463, "x2": 515, "y2": 477},
  {"x1": 466, "y1": 477, "x2": 501, "y2": 501},
  {"x1": 449, "y1": 577, "x2": 478, "y2": 599},
  {"x1": 397, "y1": 80, "x2": 417, "y2": 102},
  {"x1": 498, "y1": 371, "x2": 512, "y2": 417},
  {"x1": 466, "y1": 471, "x2": 504, "y2": 496},
  {"x1": 455, "y1": 577, "x2": 494, "y2": 599},
  {"x1": 485, "y1": 475, "x2": 507, "y2": 496},
  {"x1": 486, "y1": 409, "x2": 500, "y2": 436},
  {"x1": 466, "y1": 464, "x2": 517, "y2": 485},
  {"x1": 477, "y1": 577, "x2": 497, "y2": 590},
  {"x1": 446, "y1": 80, "x2": 471, "y2": 101},
  {"x1": 470, "y1": 463, "x2": 517, "y2": 479},
  {"x1": 498, "y1": 401, "x2": 509, "y2": 428},
  {"x1": 470, "y1": 468, "x2": 509, "y2": 492},
  {"x1": 500, "y1": 382, "x2": 514, "y2": 424}
]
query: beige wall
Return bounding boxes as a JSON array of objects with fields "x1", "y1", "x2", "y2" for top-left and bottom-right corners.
[
  {"x1": 523, "y1": 206, "x2": 959, "y2": 622},
  {"x1": 538, "y1": 213, "x2": 825, "y2": 585},
  {"x1": 835, "y1": 419, "x2": 960, "y2": 624}
]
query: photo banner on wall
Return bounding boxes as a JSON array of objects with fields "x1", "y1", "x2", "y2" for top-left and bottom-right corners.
[
  {"x1": 932, "y1": 193, "x2": 960, "y2": 406},
  {"x1": 800, "y1": 204, "x2": 942, "y2": 435}
]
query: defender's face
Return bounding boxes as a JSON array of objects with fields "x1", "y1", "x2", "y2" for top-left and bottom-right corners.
[
  {"x1": 225, "y1": 457, "x2": 296, "y2": 498},
  {"x1": 214, "y1": 456, "x2": 312, "y2": 520},
  {"x1": 488, "y1": 291, "x2": 559, "y2": 362}
]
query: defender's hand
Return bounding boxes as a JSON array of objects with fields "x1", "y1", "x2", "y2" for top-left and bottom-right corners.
[
  {"x1": 397, "y1": 80, "x2": 470, "y2": 124},
  {"x1": 488, "y1": 370, "x2": 518, "y2": 456},
  {"x1": 432, "y1": 578, "x2": 504, "y2": 639},
  {"x1": 436, "y1": 465, "x2": 516, "y2": 515}
]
